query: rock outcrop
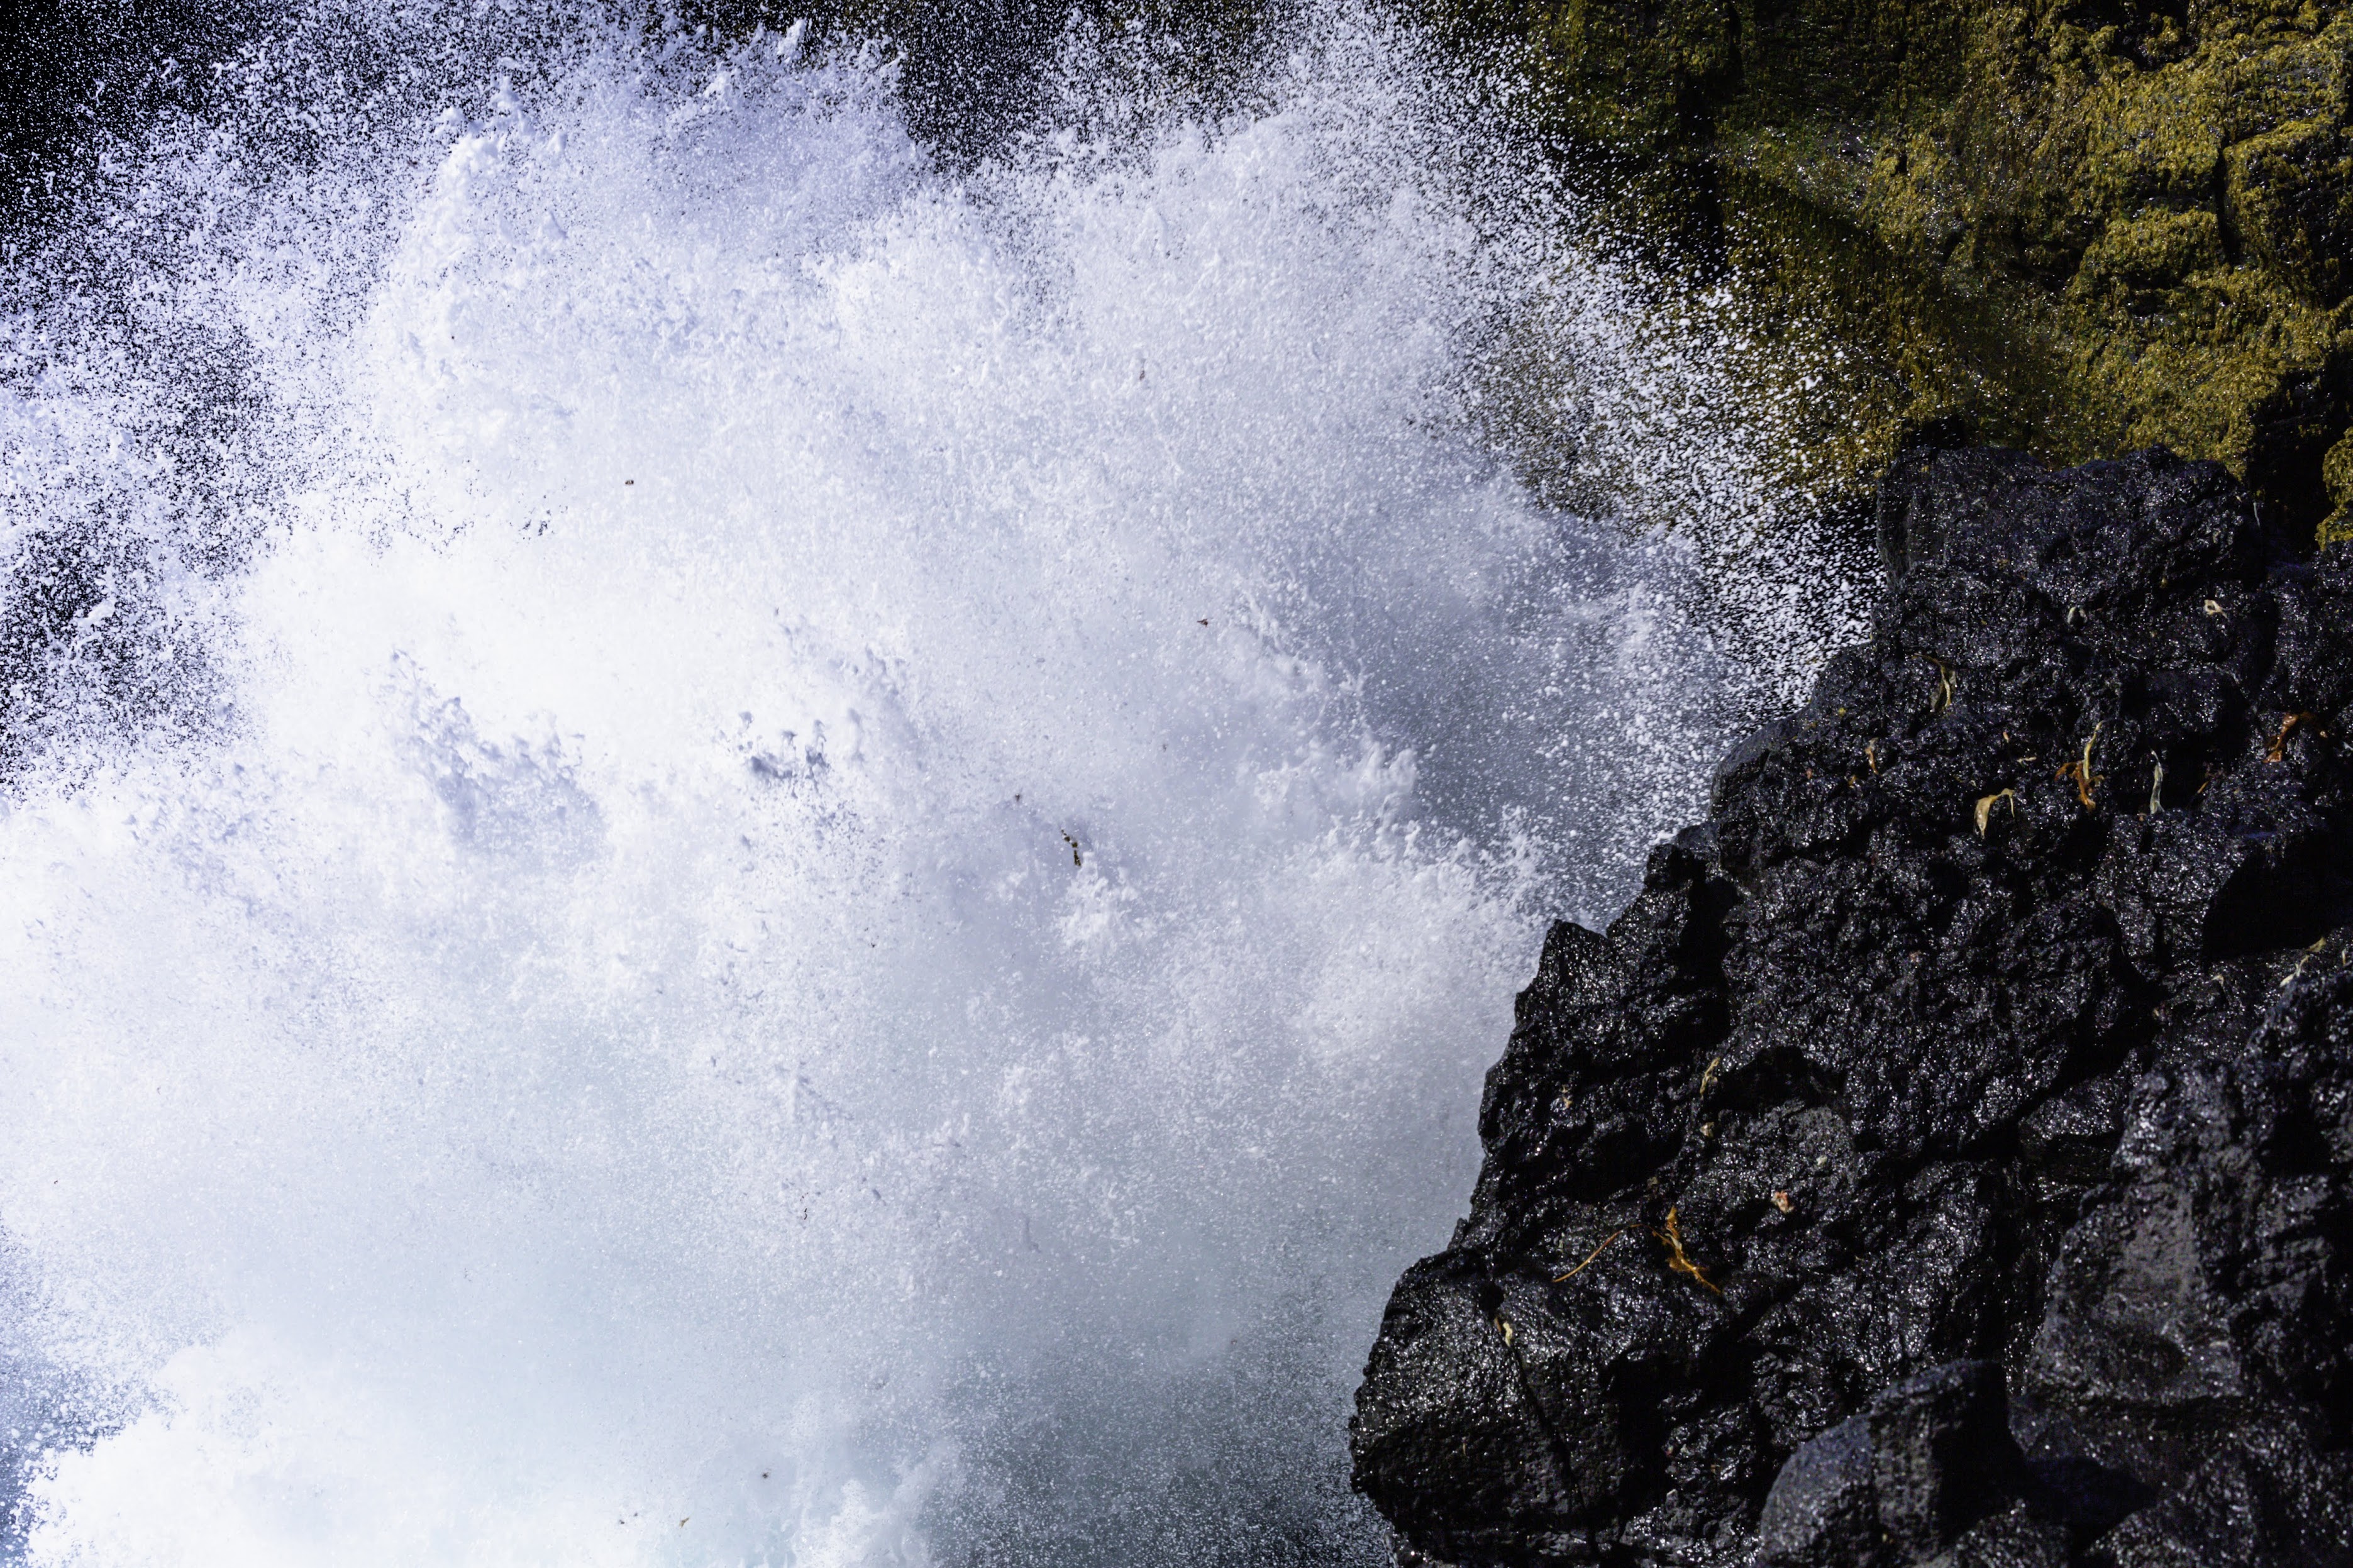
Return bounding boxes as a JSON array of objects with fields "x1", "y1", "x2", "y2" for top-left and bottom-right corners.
[
  {"x1": 1435, "y1": 0, "x2": 2353, "y2": 539},
  {"x1": 1351, "y1": 446, "x2": 2353, "y2": 1565}
]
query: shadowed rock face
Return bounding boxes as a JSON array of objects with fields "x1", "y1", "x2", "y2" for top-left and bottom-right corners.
[{"x1": 1351, "y1": 447, "x2": 2353, "y2": 1567}]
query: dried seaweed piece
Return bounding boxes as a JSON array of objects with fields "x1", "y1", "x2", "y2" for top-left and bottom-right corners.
[
  {"x1": 1974, "y1": 788, "x2": 2017, "y2": 836},
  {"x1": 2056, "y1": 722, "x2": 2103, "y2": 809},
  {"x1": 1654, "y1": 1207, "x2": 1720, "y2": 1295},
  {"x1": 2266, "y1": 711, "x2": 2320, "y2": 763},
  {"x1": 1554, "y1": 1228, "x2": 1627, "y2": 1283}
]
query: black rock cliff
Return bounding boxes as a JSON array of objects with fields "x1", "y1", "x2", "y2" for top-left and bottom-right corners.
[{"x1": 1351, "y1": 448, "x2": 2353, "y2": 1567}]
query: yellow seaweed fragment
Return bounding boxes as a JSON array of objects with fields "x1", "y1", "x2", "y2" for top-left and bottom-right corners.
[
  {"x1": 1554, "y1": 1228, "x2": 1628, "y2": 1282},
  {"x1": 1974, "y1": 788, "x2": 2017, "y2": 836},
  {"x1": 1654, "y1": 1207, "x2": 1722, "y2": 1295}
]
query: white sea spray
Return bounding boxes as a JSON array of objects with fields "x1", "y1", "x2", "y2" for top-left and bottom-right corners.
[{"x1": 0, "y1": 8, "x2": 1857, "y2": 1564}]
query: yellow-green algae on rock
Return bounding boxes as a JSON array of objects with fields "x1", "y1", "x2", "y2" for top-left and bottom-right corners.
[{"x1": 1434, "y1": 0, "x2": 2353, "y2": 541}]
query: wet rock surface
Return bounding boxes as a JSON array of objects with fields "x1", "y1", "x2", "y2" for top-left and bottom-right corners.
[{"x1": 1351, "y1": 448, "x2": 2353, "y2": 1567}]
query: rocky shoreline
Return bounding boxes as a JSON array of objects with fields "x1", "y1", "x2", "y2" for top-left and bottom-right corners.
[{"x1": 1351, "y1": 447, "x2": 2353, "y2": 1566}]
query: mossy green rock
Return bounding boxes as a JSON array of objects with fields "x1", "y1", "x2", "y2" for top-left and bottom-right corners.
[{"x1": 1450, "y1": 0, "x2": 2353, "y2": 538}]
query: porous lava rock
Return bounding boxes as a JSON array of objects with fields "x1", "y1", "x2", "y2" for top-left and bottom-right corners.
[{"x1": 1351, "y1": 447, "x2": 2353, "y2": 1567}]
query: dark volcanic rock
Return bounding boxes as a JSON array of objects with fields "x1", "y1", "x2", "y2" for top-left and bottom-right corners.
[
  {"x1": 1350, "y1": 448, "x2": 2353, "y2": 1567},
  {"x1": 1752, "y1": 1360, "x2": 2065, "y2": 1568}
]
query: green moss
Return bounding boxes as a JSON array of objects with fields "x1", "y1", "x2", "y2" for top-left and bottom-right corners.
[
  {"x1": 1708, "y1": 163, "x2": 2091, "y2": 475},
  {"x1": 2324, "y1": 427, "x2": 2353, "y2": 544},
  {"x1": 1470, "y1": 0, "x2": 2353, "y2": 541}
]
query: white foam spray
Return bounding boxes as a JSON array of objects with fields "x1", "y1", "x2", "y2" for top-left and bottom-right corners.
[{"x1": 0, "y1": 8, "x2": 1858, "y2": 1564}]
